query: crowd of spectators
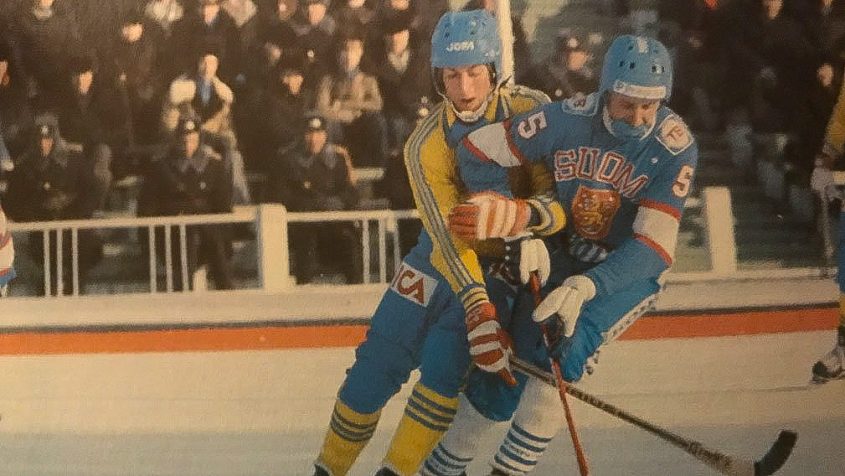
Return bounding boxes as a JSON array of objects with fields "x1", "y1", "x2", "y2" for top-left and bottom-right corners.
[
  {"x1": 4, "y1": 0, "x2": 840, "y2": 291},
  {"x1": 657, "y1": 0, "x2": 845, "y2": 182}
]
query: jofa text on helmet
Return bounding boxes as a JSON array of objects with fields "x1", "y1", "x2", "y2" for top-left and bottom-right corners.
[{"x1": 446, "y1": 41, "x2": 475, "y2": 52}]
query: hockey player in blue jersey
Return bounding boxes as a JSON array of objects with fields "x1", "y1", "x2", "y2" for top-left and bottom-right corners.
[
  {"x1": 420, "y1": 35, "x2": 699, "y2": 476},
  {"x1": 311, "y1": 10, "x2": 566, "y2": 476}
]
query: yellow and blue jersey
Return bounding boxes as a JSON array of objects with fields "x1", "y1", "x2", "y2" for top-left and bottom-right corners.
[{"x1": 403, "y1": 85, "x2": 565, "y2": 312}]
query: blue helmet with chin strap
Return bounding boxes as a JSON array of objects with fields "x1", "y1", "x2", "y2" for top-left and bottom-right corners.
[
  {"x1": 599, "y1": 35, "x2": 673, "y2": 101},
  {"x1": 430, "y1": 10, "x2": 502, "y2": 88}
]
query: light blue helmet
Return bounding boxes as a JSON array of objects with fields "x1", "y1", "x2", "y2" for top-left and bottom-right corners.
[
  {"x1": 430, "y1": 10, "x2": 502, "y2": 84},
  {"x1": 599, "y1": 35, "x2": 673, "y2": 101}
]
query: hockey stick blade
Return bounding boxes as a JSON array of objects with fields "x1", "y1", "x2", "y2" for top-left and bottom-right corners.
[
  {"x1": 753, "y1": 430, "x2": 797, "y2": 476},
  {"x1": 510, "y1": 357, "x2": 798, "y2": 476}
]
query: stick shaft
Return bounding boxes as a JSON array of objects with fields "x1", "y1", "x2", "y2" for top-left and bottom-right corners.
[
  {"x1": 529, "y1": 275, "x2": 590, "y2": 476},
  {"x1": 510, "y1": 357, "x2": 753, "y2": 475}
]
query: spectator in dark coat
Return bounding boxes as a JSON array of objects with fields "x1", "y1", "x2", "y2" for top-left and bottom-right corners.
[
  {"x1": 292, "y1": 0, "x2": 337, "y2": 81},
  {"x1": 101, "y1": 10, "x2": 166, "y2": 151},
  {"x1": 0, "y1": 40, "x2": 34, "y2": 160},
  {"x1": 138, "y1": 114, "x2": 235, "y2": 290},
  {"x1": 53, "y1": 56, "x2": 127, "y2": 184},
  {"x1": 11, "y1": 0, "x2": 84, "y2": 101},
  {"x1": 526, "y1": 30, "x2": 597, "y2": 101},
  {"x1": 372, "y1": 13, "x2": 434, "y2": 154},
  {"x1": 169, "y1": 0, "x2": 242, "y2": 82},
  {"x1": 269, "y1": 113, "x2": 361, "y2": 284},
  {"x1": 3, "y1": 114, "x2": 107, "y2": 295},
  {"x1": 334, "y1": 0, "x2": 375, "y2": 34},
  {"x1": 722, "y1": 0, "x2": 818, "y2": 129},
  {"x1": 658, "y1": 0, "x2": 725, "y2": 130},
  {"x1": 255, "y1": 52, "x2": 312, "y2": 173}
]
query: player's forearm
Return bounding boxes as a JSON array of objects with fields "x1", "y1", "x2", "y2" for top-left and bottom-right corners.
[{"x1": 584, "y1": 239, "x2": 668, "y2": 296}]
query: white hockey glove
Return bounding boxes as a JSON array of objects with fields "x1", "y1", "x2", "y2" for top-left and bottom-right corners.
[
  {"x1": 532, "y1": 275, "x2": 596, "y2": 338},
  {"x1": 503, "y1": 235, "x2": 550, "y2": 285},
  {"x1": 448, "y1": 191, "x2": 531, "y2": 241}
]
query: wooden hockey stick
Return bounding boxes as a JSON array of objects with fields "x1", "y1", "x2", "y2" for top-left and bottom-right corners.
[
  {"x1": 510, "y1": 357, "x2": 797, "y2": 476},
  {"x1": 529, "y1": 273, "x2": 590, "y2": 476}
]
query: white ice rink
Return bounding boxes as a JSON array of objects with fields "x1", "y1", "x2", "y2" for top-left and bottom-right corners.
[{"x1": 1, "y1": 329, "x2": 844, "y2": 476}]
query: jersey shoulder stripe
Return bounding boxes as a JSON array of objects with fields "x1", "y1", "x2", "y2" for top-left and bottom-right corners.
[{"x1": 404, "y1": 103, "x2": 475, "y2": 288}]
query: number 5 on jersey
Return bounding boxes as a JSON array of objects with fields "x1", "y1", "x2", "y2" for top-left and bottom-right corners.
[{"x1": 672, "y1": 165, "x2": 695, "y2": 198}]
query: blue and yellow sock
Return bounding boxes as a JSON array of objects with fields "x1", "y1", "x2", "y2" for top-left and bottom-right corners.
[
  {"x1": 381, "y1": 382, "x2": 459, "y2": 475},
  {"x1": 315, "y1": 400, "x2": 381, "y2": 476}
]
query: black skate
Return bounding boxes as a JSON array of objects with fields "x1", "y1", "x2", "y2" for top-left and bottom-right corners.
[{"x1": 812, "y1": 326, "x2": 845, "y2": 383}]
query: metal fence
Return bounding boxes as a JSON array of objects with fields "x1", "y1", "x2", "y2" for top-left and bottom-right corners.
[{"x1": 5, "y1": 187, "x2": 818, "y2": 298}]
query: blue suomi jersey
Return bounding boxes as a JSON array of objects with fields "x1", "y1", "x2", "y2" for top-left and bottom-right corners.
[{"x1": 458, "y1": 92, "x2": 699, "y2": 296}]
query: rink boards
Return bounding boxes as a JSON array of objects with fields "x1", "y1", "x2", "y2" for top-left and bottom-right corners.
[{"x1": 0, "y1": 276, "x2": 839, "y2": 355}]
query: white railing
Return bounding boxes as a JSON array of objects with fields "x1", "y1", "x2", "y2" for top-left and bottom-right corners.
[
  {"x1": 9, "y1": 209, "x2": 257, "y2": 296},
  {"x1": 4, "y1": 186, "x2": 828, "y2": 298}
]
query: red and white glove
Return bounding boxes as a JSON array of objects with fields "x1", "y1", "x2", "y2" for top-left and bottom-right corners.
[
  {"x1": 532, "y1": 275, "x2": 597, "y2": 338},
  {"x1": 466, "y1": 301, "x2": 517, "y2": 386},
  {"x1": 449, "y1": 191, "x2": 531, "y2": 242}
]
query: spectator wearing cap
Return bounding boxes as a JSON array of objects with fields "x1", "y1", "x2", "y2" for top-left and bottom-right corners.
[
  {"x1": 11, "y1": 0, "x2": 84, "y2": 102},
  {"x1": 3, "y1": 113, "x2": 107, "y2": 295},
  {"x1": 371, "y1": 13, "x2": 433, "y2": 154},
  {"x1": 526, "y1": 30, "x2": 597, "y2": 101},
  {"x1": 169, "y1": 0, "x2": 242, "y2": 83},
  {"x1": 268, "y1": 112, "x2": 361, "y2": 284},
  {"x1": 315, "y1": 31, "x2": 386, "y2": 167},
  {"x1": 163, "y1": 50, "x2": 251, "y2": 204},
  {"x1": 292, "y1": 0, "x2": 337, "y2": 79},
  {"x1": 138, "y1": 114, "x2": 235, "y2": 290}
]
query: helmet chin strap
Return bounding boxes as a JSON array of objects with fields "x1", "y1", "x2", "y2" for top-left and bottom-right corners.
[
  {"x1": 445, "y1": 77, "x2": 506, "y2": 123},
  {"x1": 601, "y1": 104, "x2": 655, "y2": 140},
  {"x1": 450, "y1": 93, "x2": 492, "y2": 123}
]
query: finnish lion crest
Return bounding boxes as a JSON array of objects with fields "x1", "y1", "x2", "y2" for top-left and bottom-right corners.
[{"x1": 572, "y1": 185, "x2": 621, "y2": 240}]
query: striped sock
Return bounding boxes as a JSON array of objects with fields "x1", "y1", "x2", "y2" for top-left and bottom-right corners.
[
  {"x1": 490, "y1": 423, "x2": 553, "y2": 475},
  {"x1": 315, "y1": 400, "x2": 381, "y2": 476},
  {"x1": 489, "y1": 377, "x2": 564, "y2": 475},
  {"x1": 382, "y1": 382, "x2": 458, "y2": 475},
  {"x1": 420, "y1": 394, "x2": 498, "y2": 476}
]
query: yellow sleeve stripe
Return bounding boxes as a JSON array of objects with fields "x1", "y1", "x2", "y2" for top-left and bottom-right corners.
[{"x1": 405, "y1": 110, "x2": 476, "y2": 291}]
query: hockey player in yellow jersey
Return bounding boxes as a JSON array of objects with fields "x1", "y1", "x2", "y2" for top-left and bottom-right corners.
[{"x1": 312, "y1": 9, "x2": 565, "y2": 476}]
